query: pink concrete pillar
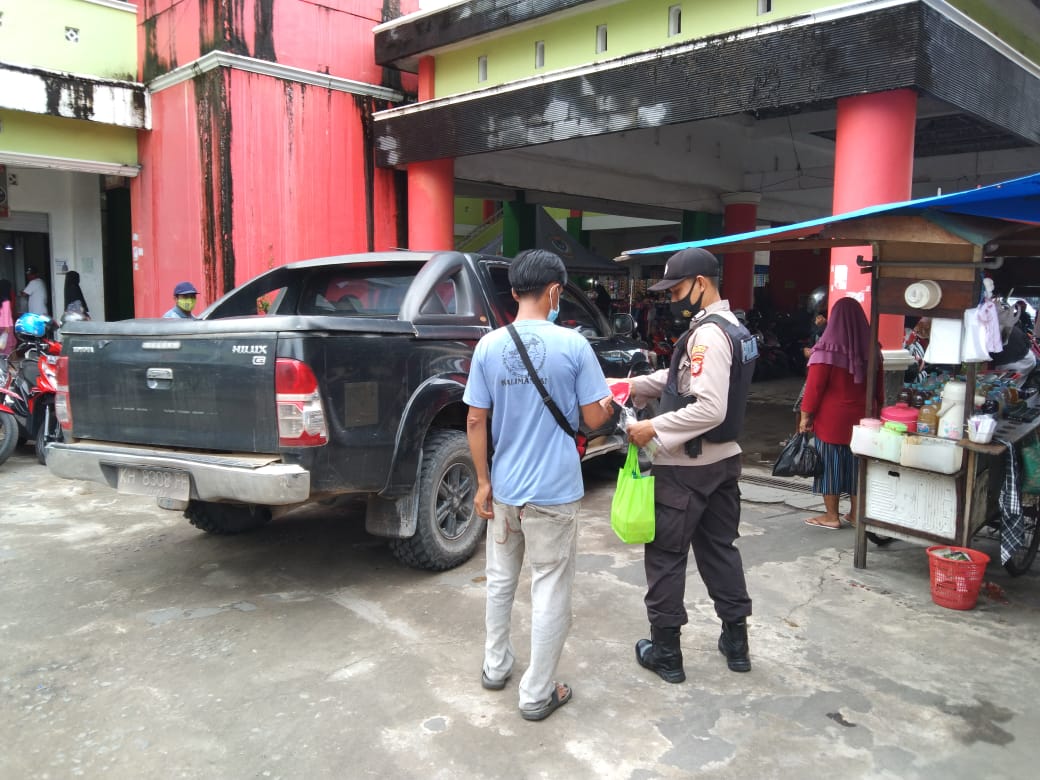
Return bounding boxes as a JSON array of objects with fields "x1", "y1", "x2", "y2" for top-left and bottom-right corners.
[
  {"x1": 831, "y1": 89, "x2": 917, "y2": 348},
  {"x1": 720, "y1": 192, "x2": 760, "y2": 312},
  {"x1": 408, "y1": 56, "x2": 455, "y2": 250},
  {"x1": 408, "y1": 158, "x2": 455, "y2": 250}
]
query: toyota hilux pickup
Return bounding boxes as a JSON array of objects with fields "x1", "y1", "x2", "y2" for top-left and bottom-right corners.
[{"x1": 48, "y1": 251, "x2": 651, "y2": 570}]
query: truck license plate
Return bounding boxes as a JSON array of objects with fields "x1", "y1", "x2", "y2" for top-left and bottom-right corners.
[{"x1": 117, "y1": 466, "x2": 190, "y2": 500}]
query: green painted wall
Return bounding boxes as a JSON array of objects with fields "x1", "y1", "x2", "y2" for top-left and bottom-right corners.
[
  {"x1": 455, "y1": 197, "x2": 486, "y2": 228},
  {"x1": 434, "y1": 0, "x2": 1040, "y2": 97},
  {"x1": 948, "y1": 0, "x2": 1040, "y2": 65},
  {"x1": 435, "y1": 0, "x2": 823, "y2": 96},
  {"x1": 0, "y1": 110, "x2": 138, "y2": 164},
  {"x1": 0, "y1": 0, "x2": 137, "y2": 81}
]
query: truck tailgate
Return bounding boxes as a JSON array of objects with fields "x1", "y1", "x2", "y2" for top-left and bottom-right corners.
[{"x1": 66, "y1": 332, "x2": 279, "y2": 452}]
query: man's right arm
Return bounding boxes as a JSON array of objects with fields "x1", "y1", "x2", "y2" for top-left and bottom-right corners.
[
  {"x1": 580, "y1": 396, "x2": 614, "y2": 430},
  {"x1": 465, "y1": 405, "x2": 494, "y2": 519}
]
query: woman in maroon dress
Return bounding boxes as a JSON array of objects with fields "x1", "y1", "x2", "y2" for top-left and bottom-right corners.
[{"x1": 798, "y1": 298, "x2": 885, "y2": 530}]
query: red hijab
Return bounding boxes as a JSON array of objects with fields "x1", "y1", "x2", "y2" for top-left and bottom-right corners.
[{"x1": 808, "y1": 297, "x2": 872, "y2": 384}]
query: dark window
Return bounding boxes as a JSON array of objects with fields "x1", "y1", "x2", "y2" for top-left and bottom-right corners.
[{"x1": 300, "y1": 269, "x2": 416, "y2": 316}]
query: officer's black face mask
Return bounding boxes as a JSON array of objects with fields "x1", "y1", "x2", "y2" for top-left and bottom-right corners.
[{"x1": 670, "y1": 279, "x2": 704, "y2": 326}]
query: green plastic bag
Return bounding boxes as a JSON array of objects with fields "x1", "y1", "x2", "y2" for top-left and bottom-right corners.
[
  {"x1": 1021, "y1": 435, "x2": 1040, "y2": 495},
  {"x1": 611, "y1": 444, "x2": 656, "y2": 544}
]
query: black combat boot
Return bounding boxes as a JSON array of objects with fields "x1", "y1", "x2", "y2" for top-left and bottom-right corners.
[
  {"x1": 635, "y1": 626, "x2": 686, "y2": 683},
  {"x1": 718, "y1": 619, "x2": 751, "y2": 672}
]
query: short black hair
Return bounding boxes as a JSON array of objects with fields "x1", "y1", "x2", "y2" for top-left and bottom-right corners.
[{"x1": 509, "y1": 249, "x2": 567, "y2": 295}]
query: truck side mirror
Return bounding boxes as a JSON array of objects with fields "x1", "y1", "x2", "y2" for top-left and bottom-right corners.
[{"x1": 612, "y1": 313, "x2": 636, "y2": 336}]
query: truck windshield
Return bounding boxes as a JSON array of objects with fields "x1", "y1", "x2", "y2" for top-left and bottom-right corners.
[{"x1": 487, "y1": 266, "x2": 607, "y2": 337}]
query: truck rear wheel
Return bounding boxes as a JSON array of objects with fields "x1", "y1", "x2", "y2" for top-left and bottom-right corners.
[
  {"x1": 389, "y1": 430, "x2": 483, "y2": 571},
  {"x1": 186, "y1": 501, "x2": 272, "y2": 535}
]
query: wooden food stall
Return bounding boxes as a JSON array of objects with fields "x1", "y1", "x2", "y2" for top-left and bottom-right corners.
[
  {"x1": 620, "y1": 173, "x2": 1040, "y2": 572},
  {"x1": 850, "y1": 195, "x2": 1040, "y2": 572}
]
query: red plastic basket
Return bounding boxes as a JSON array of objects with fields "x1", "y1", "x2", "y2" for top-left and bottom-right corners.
[{"x1": 926, "y1": 546, "x2": 990, "y2": 610}]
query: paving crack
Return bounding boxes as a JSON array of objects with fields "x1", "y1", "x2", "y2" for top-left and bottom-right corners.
[{"x1": 784, "y1": 549, "x2": 847, "y2": 625}]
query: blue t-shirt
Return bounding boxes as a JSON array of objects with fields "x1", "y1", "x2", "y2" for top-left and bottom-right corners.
[{"x1": 464, "y1": 320, "x2": 609, "y2": 506}]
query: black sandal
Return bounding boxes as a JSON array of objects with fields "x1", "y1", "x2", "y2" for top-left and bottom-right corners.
[
  {"x1": 481, "y1": 669, "x2": 510, "y2": 691},
  {"x1": 520, "y1": 682, "x2": 572, "y2": 721}
]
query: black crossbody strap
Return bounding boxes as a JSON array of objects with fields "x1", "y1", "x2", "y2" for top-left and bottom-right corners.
[{"x1": 506, "y1": 324, "x2": 577, "y2": 437}]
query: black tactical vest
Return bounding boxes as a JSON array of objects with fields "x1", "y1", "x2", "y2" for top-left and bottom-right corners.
[{"x1": 659, "y1": 313, "x2": 758, "y2": 456}]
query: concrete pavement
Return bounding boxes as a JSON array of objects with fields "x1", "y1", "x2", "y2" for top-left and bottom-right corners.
[{"x1": 1, "y1": 435, "x2": 1039, "y2": 779}]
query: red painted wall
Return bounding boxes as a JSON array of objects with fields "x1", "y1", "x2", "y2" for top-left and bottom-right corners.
[
  {"x1": 130, "y1": 80, "x2": 207, "y2": 314},
  {"x1": 132, "y1": 0, "x2": 419, "y2": 316},
  {"x1": 227, "y1": 69, "x2": 403, "y2": 281},
  {"x1": 766, "y1": 249, "x2": 831, "y2": 312},
  {"x1": 139, "y1": 0, "x2": 417, "y2": 82}
]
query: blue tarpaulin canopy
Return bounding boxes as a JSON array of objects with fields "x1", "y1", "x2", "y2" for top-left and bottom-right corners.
[{"x1": 621, "y1": 173, "x2": 1040, "y2": 260}]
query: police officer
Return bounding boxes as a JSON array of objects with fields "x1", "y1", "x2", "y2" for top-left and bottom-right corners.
[{"x1": 626, "y1": 247, "x2": 757, "y2": 682}]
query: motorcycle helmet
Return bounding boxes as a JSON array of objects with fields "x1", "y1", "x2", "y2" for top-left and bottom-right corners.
[
  {"x1": 15, "y1": 312, "x2": 51, "y2": 338},
  {"x1": 806, "y1": 286, "x2": 827, "y2": 315}
]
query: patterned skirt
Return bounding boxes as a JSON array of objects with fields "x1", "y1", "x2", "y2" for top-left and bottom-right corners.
[{"x1": 813, "y1": 440, "x2": 859, "y2": 496}]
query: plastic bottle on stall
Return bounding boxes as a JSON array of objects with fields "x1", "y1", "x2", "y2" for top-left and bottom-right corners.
[
  {"x1": 912, "y1": 386, "x2": 926, "y2": 408},
  {"x1": 897, "y1": 385, "x2": 912, "y2": 405},
  {"x1": 917, "y1": 400, "x2": 938, "y2": 435}
]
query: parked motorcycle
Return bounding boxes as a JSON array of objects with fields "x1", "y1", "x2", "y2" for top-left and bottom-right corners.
[
  {"x1": 0, "y1": 362, "x2": 17, "y2": 466},
  {"x1": 1, "y1": 313, "x2": 63, "y2": 464}
]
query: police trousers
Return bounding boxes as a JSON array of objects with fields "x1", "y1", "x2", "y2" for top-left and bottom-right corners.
[{"x1": 644, "y1": 456, "x2": 752, "y2": 627}]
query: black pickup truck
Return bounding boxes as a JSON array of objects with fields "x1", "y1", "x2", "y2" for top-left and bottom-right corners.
[{"x1": 48, "y1": 251, "x2": 651, "y2": 570}]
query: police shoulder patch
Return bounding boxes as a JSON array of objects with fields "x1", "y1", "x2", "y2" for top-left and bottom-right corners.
[{"x1": 690, "y1": 352, "x2": 705, "y2": 377}]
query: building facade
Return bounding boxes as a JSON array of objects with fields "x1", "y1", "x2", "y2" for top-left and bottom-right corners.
[
  {"x1": 4, "y1": 1, "x2": 1038, "y2": 327},
  {"x1": 374, "y1": 0, "x2": 1040, "y2": 346},
  {"x1": 132, "y1": 0, "x2": 417, "y2": 316},
  {"x1": 1, "y1": 0, "x2": 420, "y2": 320},
  {"x1": 0, "y1": 0, "x2": 143, "y2": 321}
]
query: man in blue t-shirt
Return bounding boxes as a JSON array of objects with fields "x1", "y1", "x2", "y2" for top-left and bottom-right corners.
[{"x1": 464, "y1": 249, "x2": 613, "y2": 722}]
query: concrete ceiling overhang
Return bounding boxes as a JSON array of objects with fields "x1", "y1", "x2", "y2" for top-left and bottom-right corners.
[
  {"x1": 373, "y1": 1, "x2": 1040, "y2": 223},
  {"x1": 375, "y1": 0, "x2": 601, "y2": 71},
  {"x1": 0, "y1": 61, "x2": 148, "y2": 130}
]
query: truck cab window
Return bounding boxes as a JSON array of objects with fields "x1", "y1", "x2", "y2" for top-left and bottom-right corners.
[
  {"x1": 558, "y1": 286, "x2": 605, "y2": 338},
  {"x1": 300, "y1": 269, "x2": 418, "y2": 316}
]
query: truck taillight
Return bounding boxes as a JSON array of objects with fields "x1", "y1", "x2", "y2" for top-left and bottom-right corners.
[
  {"x1": 275, "y1": 358, "x2": 327, "y2": 446},
  {"x1": 55, "y1": 356, "x2": 72, "y2": 431}
]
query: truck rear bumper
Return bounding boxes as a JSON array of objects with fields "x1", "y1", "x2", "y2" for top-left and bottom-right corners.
[{"x1": 47, "y1": 441, "x2": 310, "y2": 506}]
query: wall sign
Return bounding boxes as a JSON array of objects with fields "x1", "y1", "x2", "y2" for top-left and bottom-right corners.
[{"x1": 0, "y1": 165, "x2": 8, "y2": 218}]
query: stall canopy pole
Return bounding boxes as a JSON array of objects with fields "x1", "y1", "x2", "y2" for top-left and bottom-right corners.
[{"x1": 854, "y1": 252, "x2": 880, "y2": 569}]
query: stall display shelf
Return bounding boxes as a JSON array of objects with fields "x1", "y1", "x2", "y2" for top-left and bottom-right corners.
[{"x1": 858, "y1": 415, "x2": 1040, "y2": 557}]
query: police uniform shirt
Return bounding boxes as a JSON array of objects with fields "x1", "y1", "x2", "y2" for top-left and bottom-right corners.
[{"x1": 629, "y1": 300, "x2": 743, "y2": 467}]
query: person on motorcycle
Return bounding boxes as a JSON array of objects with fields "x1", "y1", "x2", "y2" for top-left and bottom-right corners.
[
  {"x1": 1014, "y1": 300, "x2": 1034, "y2": 335},
  {"x1": 164, "y1": 282, "x2": 200, "y2": 319},
  {"x1": 989, "y1": 297, "x2": 1036, "y2": 377},
  {"x1": 992, "y1": 324, "x2": 1037, "y2": 376},
  {"x1": 20, "y1": 266, "x2": 49, "y2": 316},
  {"x1": 0, "y1": 279, "x2": 15, "y2": 356}
]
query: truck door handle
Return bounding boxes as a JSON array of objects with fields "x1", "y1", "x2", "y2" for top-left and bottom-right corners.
[{"x1": 146, "y1": 367, "x2": 173, "y2": 390}]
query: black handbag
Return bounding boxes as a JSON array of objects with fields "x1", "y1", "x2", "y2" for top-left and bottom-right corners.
[
  {"x1": 505, "y1": 324, "x2": 588, "y2": 457},
  {"x1": 772, "y1": 432, "x2": 822, "y2": 478}
]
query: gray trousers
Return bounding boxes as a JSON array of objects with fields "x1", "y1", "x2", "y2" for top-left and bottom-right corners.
[
  {"x1": 485, "y1": 500, "x2": 580, "y2": 709},
  {"x1": 644, "y1": 456, "x2": 752, "y2": 626}
]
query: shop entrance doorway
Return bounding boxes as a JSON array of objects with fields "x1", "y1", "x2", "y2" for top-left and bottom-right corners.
[{"x1": 0, "y1": 227, "x2": 52, "y2": 317}]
